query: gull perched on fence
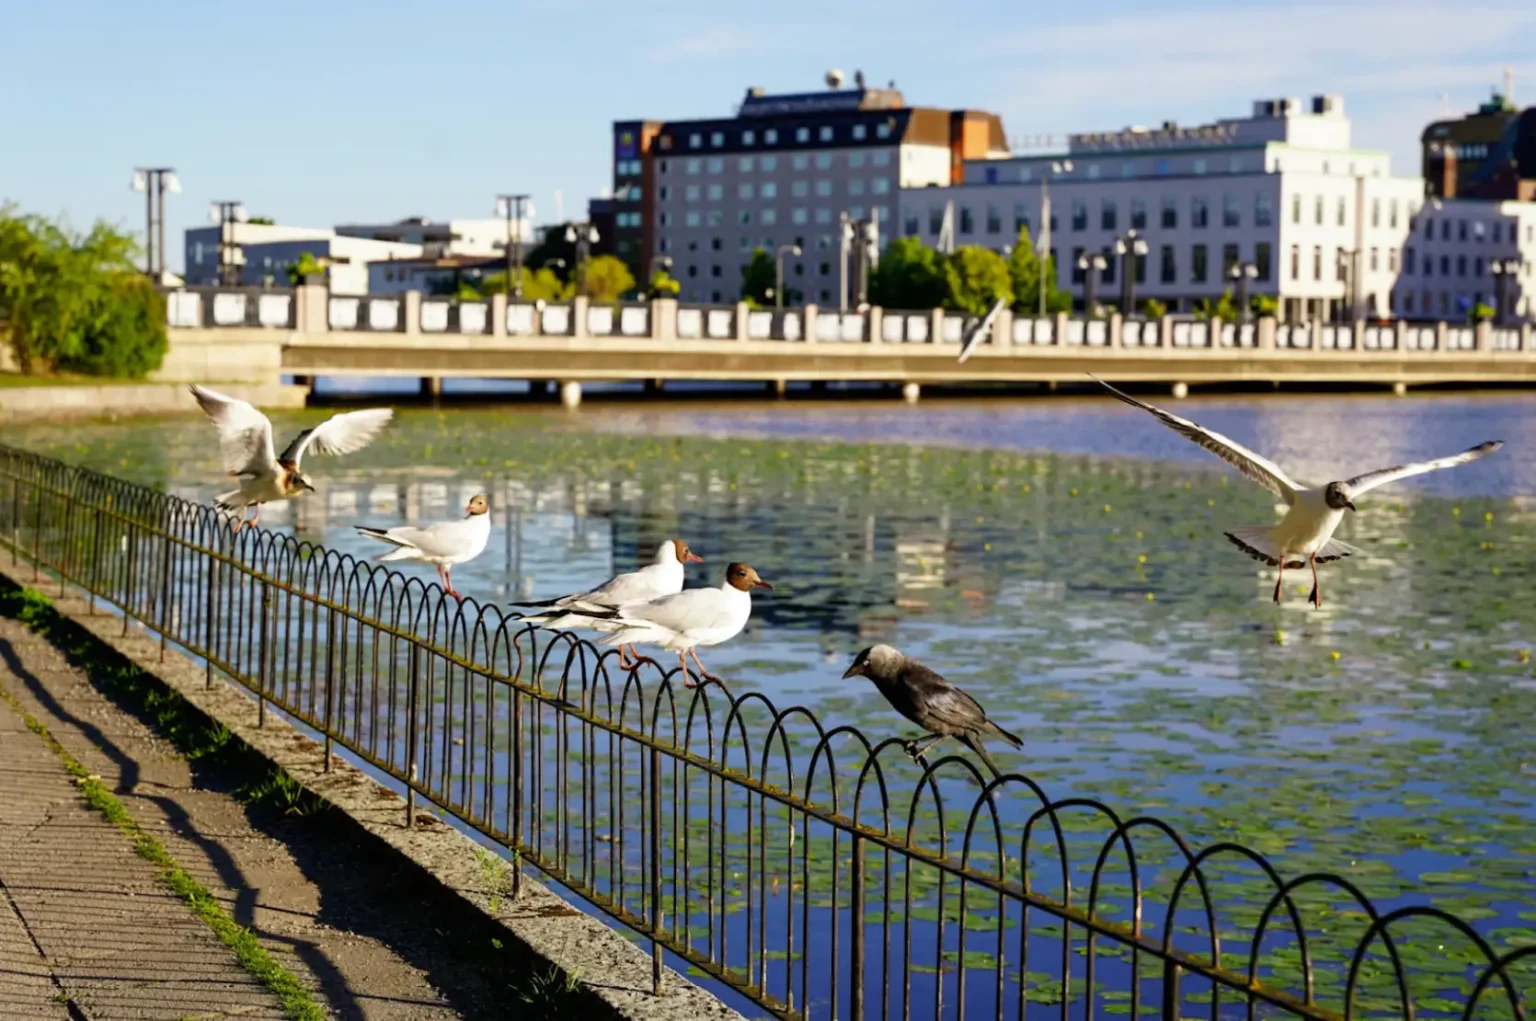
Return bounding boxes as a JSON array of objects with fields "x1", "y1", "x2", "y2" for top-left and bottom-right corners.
[
  {"x1": 354, "y1": 494, "x2": 491, "y2": 598},
  {"x1": 842, "y1": 644, "x2": 1022, "y2": 779},
  {"x1": 189, "y1": 384, "x2": 394, "y2": 531},
  {"x1": 1090, "y1": 374, "x2": 1503, "y2": 607},
  {"x1": 512, "y1": 539, "x2": 702, "y2": 668}
]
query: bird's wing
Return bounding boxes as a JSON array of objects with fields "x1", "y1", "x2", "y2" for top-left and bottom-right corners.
[
  {"x1": 956, "y1": 297, "x2": 1008, "y2": 364},
  {"x1": 189, "y1": 384, "x2": 278, "y2": 478},
  {"x1": 1090, "y1": 374, "x2": 1300, "y2": 503},
  {"x1": 1344, "y1": 441, "x2": 1503, "y2": 496},
  {"x1": 279, "y1": 408, "x2": 394, "y2": 468},
  {"x1": 585, "y1": 565, "x2": 667, "y2": 606},
  {"x1": 618, "y1": 588, "x2": 735, "y2": 634}
]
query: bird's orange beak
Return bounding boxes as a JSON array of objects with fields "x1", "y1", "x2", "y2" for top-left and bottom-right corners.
[
  {"x1": 685, "y1": 551, "x2": 704, "y2": 563},
  {"x1": 754, "y1": 579, "x2": 773, "y2": 590}
]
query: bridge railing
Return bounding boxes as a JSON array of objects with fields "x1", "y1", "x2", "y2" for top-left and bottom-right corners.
[{"x1": 2, "y1": 443, "x2": 1531, "y2": 1021}]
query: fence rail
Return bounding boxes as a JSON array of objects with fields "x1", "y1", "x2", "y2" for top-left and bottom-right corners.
[{"x1": 0, "y1": 444, "x2": 1529, "y2": 1021}]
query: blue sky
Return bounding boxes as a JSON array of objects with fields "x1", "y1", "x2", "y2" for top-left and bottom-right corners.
[{"x1": 4, "y1": 0, "x2": 1533, "y2": 271}]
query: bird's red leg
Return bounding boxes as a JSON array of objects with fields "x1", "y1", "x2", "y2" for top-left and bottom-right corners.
[
  {"x1": 1309, "y1": 554, "x2": 1321, "y2": 608},
  {"x1": 444, "y1": 566, "x2": 461, "y2": 598},
  {"x1": 618, "y1": 644, "x2": 637, "y2": 670},
  {"x1": 688, "y1": 648, "x2": 723, "y2": 684},
  {"x1": 250, "y1": 504, "x2": 261, "y2": 529},
  {"x1": 678, "y1": 651, "x2": 694, "y2": 688},
  {"x1": 1272, "y1": 559, "x2": 1284, "y2": 604}
]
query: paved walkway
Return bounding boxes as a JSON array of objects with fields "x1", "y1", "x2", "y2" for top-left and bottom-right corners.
[{"x1": 0, "y1": 614, "x2": 483, "y2": 1020}]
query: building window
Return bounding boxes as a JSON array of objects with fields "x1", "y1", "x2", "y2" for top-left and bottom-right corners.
[
  {"x1": 658, "y1": 159, "x2": 670, "y2": 174},
  {"x1": 1101, "y1": 199, "x2": 1117, "y2": 231},
  {"x1": 815, "y1": 208, "x2": 832, "y2": 224},
  {"x1": 1161, "y1": 197, "x2": 1177, "y2": 229},
  {"x1": 1192, "y1": 244, "x2": 1208, "y2": 283},
  {"x1": 929, "y1": 207, "x2": 943, "y2": 233},
  {"x1": 685, "y1": 184, "x2": 700, "y2": 201},
  {"x1": 1336, "y1": 196, "x2": 1346, "y2": 227},
  {"x1": 761, "y1": 155, "x2": 777, "y2": 172},
  {"x1": 684, "y1": 212, "x2": 700, "y2": 227},
  {"x1": 1458, "y1": 221, "x2": 1468, "y2": 241},
  {"x1": 1292, "y1": 194, "x2": 1302, "y2": 224},
  {"x1": 707, "y1": 184, "x2": 723, "y2": 200},
  {"x1": 849, "y1": 206, "x2": 865, "y2": 220},
  {"x1": 791, "y1": 180, "x2": 808, "y2": 198},
  {"x1": 1071, "y1": 246, "x2": 1085, "y2": 284},
  {"x1": 1314, "y1": 195, "x2": 1324, "y2": 225},
  {"x1": 1290, "y1": 244, "x2": 1299, "y2": 280},
  {"x1": 707, "y1": 157, "x2": 724, "y2": 173},
  {"x1": 755, "y1": 182, "x2": 775, "y2": 200},
  {"x1": 1370, "y1": 198, "x2": 1380, "y2": 228},
  {"x1": 1388, "y1": 248, "x2": 1398, "y2": 272},
  {"x1": 1313, "y1": 246, "x2": 1322, "y2": 281},
  {"x1": 1101, "y1": 246, "x2": 1116, "y2": 285},
  {"x1": 1369, "y1": 247, "x2": 1378, "y2": 271},
  {"x1": 686, "y1": 158, "x2": 701, "y2": 175},
  {"x1": 686, "y1": 265, "x2": 697, "y2": 277},
  {"x1": 761, "y1": 209, "x2": 778, "y2": 225},
  {"x1": 819, "y1": 125, "x2": 834, "y2": 142},
  {"x1": 818, "y1": 262, "x2": 831, "y2": 276},
  {"x1": 874, "y1": 205, "x2": 890, "y2": 225},
  {"x1": 738, "y1": 183, "x2": 754, "y2": 200},
  {"x1": 872, "y1": 150, "x2": 892, "y2": 167},
  {"x1": 1424, "y1": 254, "x2": 1433, "y2": 278},
  {"x1": 814, "y1": 180, "x2": 832, "y2": 197},
  {"x1": 876, "y1": 122, "x2": 892, "y2": 139},
  {"x1": 1192, "y1": 197, "x2": 1209, "y2": 229},
  {"x1": 959, "y1": 206, "x2": 975, "y2": 234},
  {"x1": 849, "y1": 151, "x2": 866, "y2": 168},
  {"x1": 1442, "y1": 220, "x2": 1451, "y2": 240},
  {"x1": 1014, "y1": 202, "x2": 1030, "y2": 233},
  {"x1": 796, "y1": 127, "x2": 810, "y2": 143},
  {"x1": 765, "y1": 129, "x2": 779, "y2": 144},
  {"x1": 1160, "y1": 244, "x2": 1176, "y2": 283},
  {"x1": 986, "y1": 204, "x2": 1002, "y2": 234},
  {"x1": 1223, "y1": 193, "x2": 1240, "y2": 228},
  {"x1": 1255, "y1": 193, "x2": 1273, "y2": 227},
  {"x1": 1389, "y1": 200, "x2": 1399, "y2": 229},
  {"x1": 1071, "y1": 199, "x2": 1088, "y2": 231},
  {"x1": 689, "y1": 133, "x2": 702, "y2": 149},
  {"x1": 1457, "y1": 254, "x2": 1467, "y2": 277},
  {"x1": 792, "y1": 208, "x2": 808, "y2": 225},
  {"x1": 1130, "y1": 197, "x2": 1146, "y2": 229},
  {"x1": 742, "y1": 129, "x2": 756, "y2": 146},
  {"x1": 872, "y1": 178, "x2": 890, "y2": 194},
  {"x1": 711, "y1": 265, "x2": 722, "y2": 277},
  {"x1": 710, "y1": 131, "x2": 724, "y2": 148},
  {"x1": 659, "y1": 212, "x2": 672, "y2": 227},
  {"x1": 1087, "y1": 164, "x2": 1101, "y2": 180},
  {"x1": 707, "y1": 210, "x2": 723, "y2": 226},
  {"x1": 1255, "y1": 241, "x2": 1272, "y2": 281},
  {"x1": 1493, "y1": 222, "x2": 1502, "y2": 243},
  {"x1": 738, "y1": 210, "x2": 752, "y2": 225},
  {"x1": 739, "y1": 157, "x2": 754, "y2": 173},
  {"x1": 852, "y1": 124, "x2": 867, "y2": 141},
  {"x1": 1122, "y1": 160, "x2": 1137, "y2": 178},
  {"x1": 1476, "y1": 256, "x2": 1485, "y2": 276},
  {"x1": 815, "y1": 153, "x2": 833, "y2": 169},
  {"x1": 1222, "y1": 243, "x2": 1239, "y2": 276},
  {"x1": 1193, "y1": 158, "x2": 1208, "y2": 175},
  {"x1": 848, "y1": 179, "x2": 865, "y2": 196},
  {"x1": 659, "y1": 186, "x2": 671, "y2": 201}
]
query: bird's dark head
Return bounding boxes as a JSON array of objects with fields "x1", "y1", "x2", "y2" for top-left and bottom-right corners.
[
  {"x1": 842, "y1": 643, "x2": 903, "y2": 680},
  {"x1": 280, "y1": 462, "x2": 315, "y2": 494},
  {"x1": 465, "y1": 494, "x2": 489, "y2": 516},
  {"x1": 1324, "y1": 481, "x2": 1355, "y2": 512},
  {"x1": 725, "y1": 562, "x2": 771, "y2": 591},
  {"x1": 672, "y1": 538, "x2": 704, "y2": 564}
]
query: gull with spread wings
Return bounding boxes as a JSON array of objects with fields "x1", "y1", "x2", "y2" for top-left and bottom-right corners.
[
  {"x1": 1090, "y1": 375, "x2": 1502, "y2": 607},
  {"x1": 189, "y1": 384, "x2": 394, "y2": 531}
]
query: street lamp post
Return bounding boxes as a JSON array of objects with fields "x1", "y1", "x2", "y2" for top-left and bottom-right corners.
[
  {"x1": 1335, "y1": 248, "x2": 1359, "y2": 323},
  {"x1": 649, "y1": 255, "x2": 673, "y2": 296},
  {"x1": 1038, "y1": 159, "x2": 1073, "y2": 319},
  {"x1": 209, "y1": 201, "x2": 247, "y2": 287},
  {"x1": 131, "y1": 167, "x2": 180, "y2": 281},
  {"x1": 1228, "y1": 262, "x2": 1259, "y2": 322},
  {"x1": 495, "y1": 194, "x2": 531, "y2": 300},
  {"x1": 1490, "y1": 257, "x2": 1522, "y2": 325},
  {"x1": 1114, "y1": 230, "x2": 1149, "y2": 316},
  {"x1": 775, "y1": 244, "x2": 802, "y2": 310},
  {"x1": 1076, "y1": 252, "x2": 1107, "y2": 317},
  {"x1": 565, "y1": 223, "x2": 600, "y2": 297}
]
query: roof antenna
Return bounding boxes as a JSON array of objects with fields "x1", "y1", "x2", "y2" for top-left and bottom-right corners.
[{"x1": 1504, "y1": 66, "x2": 1514, "y2": 105}]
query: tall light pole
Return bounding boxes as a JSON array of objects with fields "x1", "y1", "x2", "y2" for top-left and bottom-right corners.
[
  {"x1": 565, "y1": 222, "x2": 600, "y2": 297},
  {"x1": 775, "y1": 244, "x2": 802, "y2": 310},
  {"x1": 131, "y1": 167, "x2": 180, "y2": 281},
  {"x1": 495, "y1": 194, "x2": 531, "y2": 299},
  {"x1": 209, "y1": 201, "x2": 247, "y2": 287},
  {"x1": 1335, "y1": 248, "x2": 1358, "y2": 323},
  {"x1": 1037, "y1": 159, "x2": 1072, "y2": 319},
  {"x1": 1114, "y1": 229, "x2": 1149, "y2": 316},
  {"x1": 1227, "y1": 262, "x2": 1258, "y2": 322},
  {"x1": 1076, "y1": 252, "x2": 1107, "y2": 317},
  {"x1": 1490, "y1": 257, "x2": 1522, "y2": 325},
  {"x1": 649, "y1": 254, "x2": 673, "y2": 297}
]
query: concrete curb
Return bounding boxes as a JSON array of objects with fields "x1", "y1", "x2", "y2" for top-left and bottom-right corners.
[{"x1": 9, "y1": 572, "x2": 744, "y2": 1021}]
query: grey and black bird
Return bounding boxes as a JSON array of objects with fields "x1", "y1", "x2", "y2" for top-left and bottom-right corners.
[{"x1": 842, "y1": 644, "x2": 1022, "y2": 778}]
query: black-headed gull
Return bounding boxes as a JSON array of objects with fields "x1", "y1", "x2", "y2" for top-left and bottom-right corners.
[
  {"x1": 843, "y1": 644, "x2": 1022, "y2": 778},
  {"x1": 589, "y1": 562, "x2": 770, "y2": 686},
  {"x1": 354, "y1": 494, "x2": 491, "y2": 598},
  {"x1": 189, "y1": 384, "x2": 393, "y2": 531},
  {"x1": 512, "y1": 539, "x2": 703, "y2": 667},
  {"x1": 1091, "y1": 375, "x2": 1502, "y2": 607}
]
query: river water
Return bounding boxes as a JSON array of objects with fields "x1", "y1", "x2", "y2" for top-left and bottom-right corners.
[{"x1": 10, "y1": 390, "x2": 1536, "y2": 1014}]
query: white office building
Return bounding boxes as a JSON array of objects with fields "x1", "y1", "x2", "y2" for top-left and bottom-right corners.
[
  {"x1": 183, "y1": 222, "x2": 421, "y2": 294},
  {"x1": 899, "y1": 95, "x2": 1470, "y2": 322}
]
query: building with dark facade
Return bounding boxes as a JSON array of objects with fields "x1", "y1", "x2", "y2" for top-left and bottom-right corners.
[{"x1": 1422, "y1": 91, "x2": 1536, "y2": 202}]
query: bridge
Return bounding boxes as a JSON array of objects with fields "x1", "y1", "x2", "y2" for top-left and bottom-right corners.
[{"x1": 156, "y1": 284, "x2": 1536, "y2": 406}]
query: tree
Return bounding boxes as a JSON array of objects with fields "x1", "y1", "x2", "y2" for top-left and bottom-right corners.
[
  {"x1": 479, "y1": 267, "x2": 575, "y2": 302},
  {"x1": 1250, "y1": 294, "x2": 1278, "y2": 318},
  {"x1": 1141, "y1": 298, "x2": 1168, "y2": 319},
  {"x1": 247, "y1": 216, "x2": 275, "y2": 226},
  {"x1": 1193, "y1": 289, "x2": 1240, "y2": 322},
  {"x1": 1468, "y1": 301, "x2": 1495, "y2": 324},
  {"x1": 286, "y1": 251, "x2": 326, "y2": 285},
  {"x1": 943, "y1": 245, "x2": 1013, "y2": 316},
  {"x1": 583, "y1": 255, "x2": 635, "y2": 303},
  {"x1": 523, "y1": 223, "x2": 577, "y2": 281},
  {"x1": 1004, "y1": 227, "x2": 1069, "y2": 317},
  {"x1": 0, "y1": 207, "x2": 164, "y2": 377},
  {"x1": 868, "y1": 236, "x2": 945, "y2": 310},
  {"x1": 740, "y1": 247, "x2": 775, "y2": 305}
]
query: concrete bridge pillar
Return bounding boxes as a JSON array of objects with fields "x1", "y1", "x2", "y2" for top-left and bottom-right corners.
[
  {"x1": 902, "y1": 382, "x2": 921, "y2": 404},
  {"x1": 1171, "y1": 382, "x2": 1189, "y2": 400},
  {"x1": 1257, "y1": 316, "x2": 1277, "y2": 350},
  {"x1": 491, "y1": 293, "x2": 507, "y2": 336},
  {"x1": 560, "y1": 381, "x2": 582, "y2": 410},
  {"x1": 403, "y1": 290, "x2": 422, "y2": 335},
  {"x1": 419, "y1": 376, "x2": 442, "y2": 399}
]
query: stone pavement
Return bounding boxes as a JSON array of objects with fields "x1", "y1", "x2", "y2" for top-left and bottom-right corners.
[{"x1": 0, "y1": 614, "x2": 493, "y2": 1020}]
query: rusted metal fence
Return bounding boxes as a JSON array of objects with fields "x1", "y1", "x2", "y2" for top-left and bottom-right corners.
[{"x1": 1, "y1": 443, "x2": 1530, "y2": 1021}]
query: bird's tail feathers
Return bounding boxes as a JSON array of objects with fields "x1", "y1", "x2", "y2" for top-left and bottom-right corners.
[
  {"x1": 374, "y1": 547, "x2": 419, "y2": 563},
  {"x1": 214, "y1": 489, "x2": 245, "y2": 511},
  {"x1": 983, "y1": 720, "x2": 1024, "y2": 749},
  {"x1": 1224, "y1": 526, "x2": 1298, "y2": 568},
  {"x1": 354, "y1": 525, "x2": 413, "y2": 546},
  {"x1": 957, "y1": 733, "x2": 1004, "y2": 780},
  {"x1": 1315, "y1": 537, "x2": 1362, "y2": 563},
  {"x1": 526, "y1": 609, "x2": 624, "y2": 631}
]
